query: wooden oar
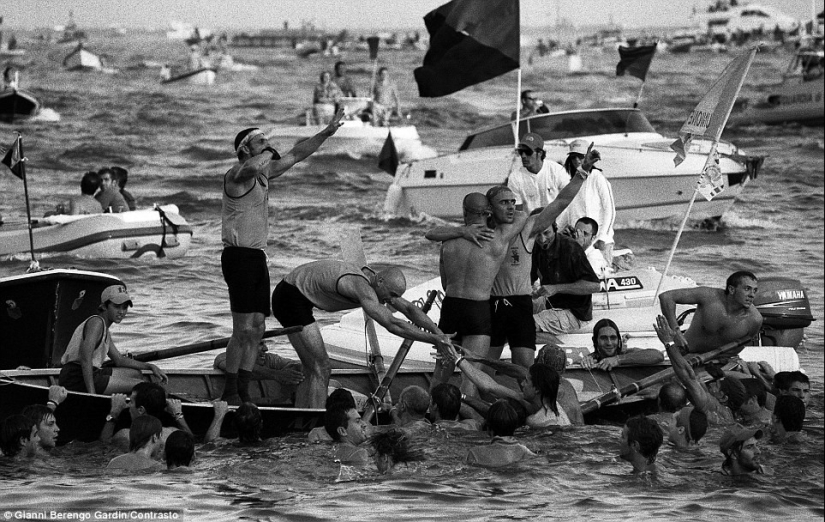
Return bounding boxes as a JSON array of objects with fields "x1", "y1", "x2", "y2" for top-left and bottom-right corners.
[
  {"x1": 362, "y1": 289, "x2": 439, "y2": 423},
  {"x1": 130, "y1": 326, "x2": 303, "y2": 363},
  {"x1": 579, "y1": 336, "x2": 752, "y2": 415}
]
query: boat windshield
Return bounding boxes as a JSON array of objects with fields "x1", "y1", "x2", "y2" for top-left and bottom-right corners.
[{"x1": 459, "y1": 109, "x2": 658, "y2": 151}]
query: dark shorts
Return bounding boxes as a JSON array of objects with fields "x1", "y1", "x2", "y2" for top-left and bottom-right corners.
[
  {"x1": 490, "y1": 295, "x2": 536, "y2": 350},
  {"x1": 222, "y1": 247, "x2": 271, "y2": 316},
  {"x1": 58, "y1": 362, "x2": 113, "y2": 394},
  {"x1": 271, "y1": 280, "x2": 316, "y2": 327},
  {"x1": 437, "y1": 296, "x2": 491, "y2": 342}
]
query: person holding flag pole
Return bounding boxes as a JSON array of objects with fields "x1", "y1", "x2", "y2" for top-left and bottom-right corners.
[
  {"x1": 2, "y1": 132, "x2": 40, "y2": 272},
  {"x1": 653, "y1": 47, "x2": 759, "y2": 303}
]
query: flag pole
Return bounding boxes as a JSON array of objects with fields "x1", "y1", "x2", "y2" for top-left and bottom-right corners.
[
  {"x1": 513, "y1": 68, "x2": 522, "y2": 146},
  {"x1": 633, "y1": 81, "x2": 646, "y2": 109},
  {"x1": 15, "y1": 135, "x2": 39, "y2": 271}
]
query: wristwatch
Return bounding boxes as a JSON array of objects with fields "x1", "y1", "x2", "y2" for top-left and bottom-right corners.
[
  {"x1": 105, "y1": 413, "x2": 116, "y2": 423},
  {"x1": 664, "y1": 342, "x2": 675, "y2": 350}
]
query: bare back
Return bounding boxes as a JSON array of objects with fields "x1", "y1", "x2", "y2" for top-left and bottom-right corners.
[{"x1": 441, "y1": 228, "x2": 513, "y2": 301}]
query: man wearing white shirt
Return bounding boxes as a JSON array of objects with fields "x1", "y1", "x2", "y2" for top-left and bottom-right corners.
[
  {"x1": 507, "y1": 133, "x2": 568, "y2": 214},
  {"x1": 574, "y1": 217, "x2": 610, "y2": 278}
]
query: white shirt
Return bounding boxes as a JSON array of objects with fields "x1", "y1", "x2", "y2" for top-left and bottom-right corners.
[
  {"x1": 556, "y1": 169, "x2": 616, "y2": 246},
  {"x1": 585, "y1": 244, "x2": 610, "y2": 278},
  {"x1": 506, "y1": 160, "x2": 567, "y2": 214}
]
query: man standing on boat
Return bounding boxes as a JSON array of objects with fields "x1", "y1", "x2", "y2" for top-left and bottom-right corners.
[
  {"x1": 371, "y1": 67, "x2": 401, "y2": 126},
  {"x1": 658, "y1": 270, "x2": 763, "y2": 355},
  {"x1": 220, "y1": 110, "x2": 344, "y2": 405},
  {"x1": 506, "y1": 133, "x2": 568, "y2": 214},
  {"x1": 271, "y1": 260, "x2": 455, "y2": 408}
]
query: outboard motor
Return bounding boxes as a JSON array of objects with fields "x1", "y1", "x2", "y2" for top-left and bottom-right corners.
[{"x1": 754, "y1": 277, "x2": 814, "y2": 348}]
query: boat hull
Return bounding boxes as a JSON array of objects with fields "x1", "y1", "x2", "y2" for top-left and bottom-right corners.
[
  {"x1": 161, "y1": 67, "x2": 217, "y2": 85},
  {"x1": 0, "y1": 205, "x2": 193, "y2": 260},
  {"x1": 733, "y1": 78, "x2": 824, "y2": 126},
  {"x1": 386, "y1": 137, "x2": 754, "y2": 223},
  {"x1": 0, "y1": 88, "x2": 41, "y2": 121},
  {"x1": 63, "y1": 48, "x2": 103, "y2": 71}
]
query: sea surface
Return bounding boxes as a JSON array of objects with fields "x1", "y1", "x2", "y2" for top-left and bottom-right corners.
[{"x1": 0, "y1": 30, "x2": 823, "y2": 521}]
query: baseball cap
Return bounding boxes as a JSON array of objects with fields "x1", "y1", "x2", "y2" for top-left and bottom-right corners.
[
  {"x1": 719, "y1": 425, "x2": 762, "y2": 455},
  {"x1": 568, "y1": 139, "x2": 590, "y2": 156},
  {"x1": 101, "y1": 285, "x2": 133, "y2": 307},
  {"x1": 518, "y1": 133, "x2": 544, "y2": 151}
]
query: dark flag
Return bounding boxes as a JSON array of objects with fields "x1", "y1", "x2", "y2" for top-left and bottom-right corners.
[
  {"x1": 378, "y1": 130, "x2": 399, "y2": 176},
  {"x1": 414, "y1": 0, "x2": 519, "y2": 97},
  {"x1": 616, "y1": 44, "x2": 657, "y2": 81},
  {"x1": 1, "y1": 134, "x2": 24, "y2": 180},
  {"x1": 367, "y1": 36, "x2": 380, "y2": 60}
]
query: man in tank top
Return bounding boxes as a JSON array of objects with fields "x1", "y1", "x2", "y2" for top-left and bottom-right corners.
[{"x1": 220, "y1": 109, "x2": 344, "y2": 405}]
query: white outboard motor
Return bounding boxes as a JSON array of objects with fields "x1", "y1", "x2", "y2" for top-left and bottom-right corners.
[{"x1": 754, "y1": 277, "x2": 814, "y2": 348}]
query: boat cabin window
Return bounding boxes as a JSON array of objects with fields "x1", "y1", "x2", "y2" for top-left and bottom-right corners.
[{"x1": 459, "y1": 109, "x2": 658, "y2": 151}]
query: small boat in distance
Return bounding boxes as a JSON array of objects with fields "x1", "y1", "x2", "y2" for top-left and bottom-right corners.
[
  {"x1": 0, "y1": 204, "x2": 193, "y2": 260},
  {"x1": 383, "y1": 107, "x2": 764, "y2": 224},
  {"x1": 161, "y1": 66, "x2": 217, "y2": 85},
  {"x1": 62, "y1": 44, "x2": 107, "y2": 72},
  {"x1": 0, "y1": 69, "x2": 41, "y2": 121}
]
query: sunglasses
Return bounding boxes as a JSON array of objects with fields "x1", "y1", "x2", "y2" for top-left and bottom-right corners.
[{"x1": 517, "y1": 148, "x2": 542, "y2": 156}]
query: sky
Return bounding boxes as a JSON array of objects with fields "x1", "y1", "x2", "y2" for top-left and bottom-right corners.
[{"x1": 5, "y1": 0, "x2": 824, "y2": 31}]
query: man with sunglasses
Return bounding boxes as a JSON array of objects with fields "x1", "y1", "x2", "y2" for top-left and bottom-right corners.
[
  {"x1": 219, "y1": 109, "x2": 345, "y2": 405},
  {"x1": 510, "y1": 90, "x2": 550, "y2": 121},
  {"x1": 507, "y1": 133, "x2": 568, "y2": 214}
]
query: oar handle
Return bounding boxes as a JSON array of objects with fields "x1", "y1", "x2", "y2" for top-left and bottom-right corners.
[
  {"x1": 131, "y1": 326, "x2": 303, "y2": 362},
  {"x1": 580, "y1": 335, "x2": 752, "y2": 415}
]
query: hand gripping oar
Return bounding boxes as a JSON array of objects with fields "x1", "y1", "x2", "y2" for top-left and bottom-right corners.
[
  {"x1": 579, "y1": 335, "x2": 752, "y2": 415},
  {"x1": 130, "y1": 326, "x2": 303, "y2": 363},
  {"x1": 362, "y1": 289, "x2": 439, "y2": 423}
]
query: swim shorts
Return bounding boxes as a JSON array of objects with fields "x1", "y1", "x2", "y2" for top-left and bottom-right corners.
[
  {"x1": 490, "y1": 295, "x2": 536, "y2": 349},
  {"x1": 58, "y1": 362, "x2": 113, "y2": 394},
  {"x1": 271, "y1": 280, "x2": 316, "y2": 327},
  {"x1": 221, "y1": 246, "x2": 271, "y2": 316},
  {"x1": 437, "y1": 296, "x2": 492, "y2": 341}
]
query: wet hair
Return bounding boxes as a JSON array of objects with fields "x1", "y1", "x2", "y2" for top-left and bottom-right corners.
[
  {"x1": 687, "y1": 409, "x2": 708, "y2": 443},
  {"x1": 536, "y1": 344, "x2": 567, "y2": 373},
  {"x1": 772, "y1": 371, "x2": 793, "y2": 393},
  {"x1": 234, "y1": 402, "x2": 263, "y2": 444},
  {"x1": 591, "y1": 319, "x2": 624, "y2": 360},
  {"x1": 485, "y1": 185, "x2": 514, "y2": 203},
  {"x1": 506, "y1": 398, "x2": 529, "y2": 428},
  {"x1": 787, "y1": 371, "x2": 810, "y2": 387},
  {"x1": 430, "y1": 383, "x2": 462, "y2": 421},
  {"x1": 110, "y1": 166, "x2": 129, "y2": 189},
  {"x1": 324, "y1": 406, "x2": 351, "y2": 442},
  {"x1": 529, "y1": 363, "x2": 559, "y2": 417},
  {"x1": 165, "y1": 430, "x2": 195, "y2": 468},
  {"x1": 486, "y1": 399, "x2": 521, "y2": 437},
  {"x1": 80, "y1": 171, "x2": 101, "y2": 196},
  {"x1": 129, "y1": 415, "x2": 162, "y2": 452},
  {"x1": 774, "y1": 395, "x2": 805, "y2": 432},
  {"x1": 133, "y1": 382, "x2": 167, "y2": 419},
  {"x1": 658, "y1": 382, "x2": 687, "y2": 413},
  {"x1": 0, "y1": 414, "x2": 36, "y2": 457},
  {"x1": 399, "y1": 386, "x2": 430, "y2": 417},
  {"x1": 719, "y1": 377, "x2": 748, "y2": 413},
  {"x1": 369, "y1": 429, "x2": 419, "y2": 465},
  {"x1": 234, "y1": 127, "x2": 260, "y2": 158},
  {"x1": 740, "y1": 378, "x2": 768, "y2": 407},
  {"x1": 725, "y1": 270, "x2": 757, "y2": 295},
  {"x1": 326, "y1": 388, "x2": 356, "y2": 412},
  {"x1": 625, "y1": 415, "x2": 663, "y2": 463},
  {"x1": 21, "y1": 404, "x2": 54, "y2": 430},
  {"x1": 575, "y1": 216, "x2": 599, "y2": 237}
]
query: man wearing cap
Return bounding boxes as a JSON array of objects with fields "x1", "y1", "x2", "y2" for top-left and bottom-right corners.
[
  {"x1": 220, "y1": 110, "x2": 344, "y2": 405},
  {"x1": 507, "y1": 133, "x2": 569, "y2": 215},
  {"x1": 556, "y1": 138, "x2": 616, "y2": 266},
  {"x1": 58, "y1": 285, "x2": 167, "y2": 395},
  {"x1": 720, "y1": 426, "x2": 765, "y2": 475}
]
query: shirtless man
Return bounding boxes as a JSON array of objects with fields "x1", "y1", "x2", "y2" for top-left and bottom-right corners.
[
  {"x1": 659, "y1": 270, "x2": 763, "y2": 355},
  {"x1": 426, "y1": 144, "x2": 599, "y2": 391},
  {"x1": 271, "y1": 260, "x2": 454, "y2": 408}
]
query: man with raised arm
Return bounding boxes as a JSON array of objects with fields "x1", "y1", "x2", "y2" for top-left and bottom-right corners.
[
  {"x1": 658, "y1": 270, "x2": 763, "y2": 355},
  {"x1": 220, "y1": 109, "x2": 344, "y2": 404},
  {"x1": 272, "y1": 260, "x2": 455, "y2": 408}
]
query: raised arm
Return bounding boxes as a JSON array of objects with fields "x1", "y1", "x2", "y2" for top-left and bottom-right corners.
[
  {"x1": 268, "y1": 109, "x2": 345, "y2": 178},
  {"x1": 654, "y1": 315, "x2": 713, "y2": 414}
]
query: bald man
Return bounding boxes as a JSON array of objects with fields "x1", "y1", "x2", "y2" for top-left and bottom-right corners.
[{"x1": 272, "y1": 259, "x2": 454, "y2": 408}]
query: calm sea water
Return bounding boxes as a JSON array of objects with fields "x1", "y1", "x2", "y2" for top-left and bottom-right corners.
[{"x1": 0, "y1": 29, "x2": 823, "y2": 521}]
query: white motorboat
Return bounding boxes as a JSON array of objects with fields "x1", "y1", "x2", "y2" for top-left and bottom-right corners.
[
  {"x1": 321, "y1": 269, "x2": 811, "y2": 373},
  {"x1": 0, "y1": 205, "x2": 193, "y2": 260},
  {"x1": 731, "y1": 46, "x2": 824, "y2": 126},
  {"x1": 267, "y1": 97, "x2": 431, "y2": 160},
  {"x1": 62, "y1": 47, "x2": 105, "y2": 71},
  {"x1": 383, "y1": 108, "x2": 764, "y2": 224}
]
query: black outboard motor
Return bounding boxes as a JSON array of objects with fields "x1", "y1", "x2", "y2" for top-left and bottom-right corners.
[{"x1": 754, "y1": 277, "x2": 814, "y2": 348}]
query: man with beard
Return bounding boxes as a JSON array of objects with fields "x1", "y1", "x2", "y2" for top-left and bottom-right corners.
[{"x1": 720, "y1": 426, "x2": 766, "y2": 475}]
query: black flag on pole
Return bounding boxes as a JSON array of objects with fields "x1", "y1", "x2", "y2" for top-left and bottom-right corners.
[{"x1": 616, "y1": 44, "x2": 657, "y2": 81}]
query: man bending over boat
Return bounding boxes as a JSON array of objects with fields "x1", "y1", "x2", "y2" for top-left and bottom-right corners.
[
  {"x1": 271, "y1": 260, "x2": 455, "y2": 408},
  {"x1": 58, "y1": 285, "x2": 167, "y2": 395},
  {"x1": 220, "y1": 111, "x2": 344, "y2": 405},
  {"x1": 658, "y1": 270, "x2": 763, "y2": 355}
]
